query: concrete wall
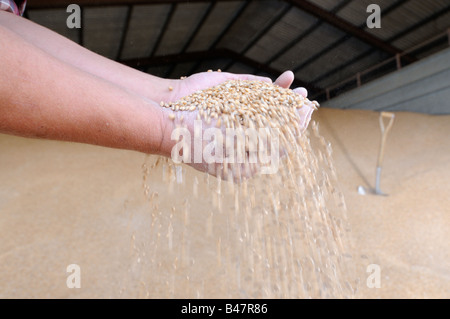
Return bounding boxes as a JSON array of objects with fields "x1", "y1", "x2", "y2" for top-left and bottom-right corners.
[{"x1": 321, "y1": 48, "x2": 450, "y2": 115}]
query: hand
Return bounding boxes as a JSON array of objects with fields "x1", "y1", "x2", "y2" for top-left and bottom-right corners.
[
  {"x1": 158, "y1": 70, "x2": 316, "y2": 181},
  {"x1": 272, "y1": 70, "x2": 314, "y2": 130},
  {"x1": 168, "y1": 70, "x2": 314, "y2": 130},
  {"x1": 166, "y1": 70, "x2": 273, "y2": 102}
]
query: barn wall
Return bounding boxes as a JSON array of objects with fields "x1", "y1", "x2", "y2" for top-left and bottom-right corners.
[{"x1": 321, "y1": 48, "x2": 450, "y2": 115}]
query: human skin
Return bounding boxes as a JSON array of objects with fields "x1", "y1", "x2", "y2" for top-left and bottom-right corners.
[{"x1": 0, "y1": 11, "x2": 314, "y2": 172}]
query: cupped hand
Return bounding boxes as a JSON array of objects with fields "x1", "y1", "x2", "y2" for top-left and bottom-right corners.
[
  {"x1": 158, "y1": 70, "x2": 316, "y2": 181},
  {"x1": 166, "y1": 71, "x2": 273, "y2": 102}
]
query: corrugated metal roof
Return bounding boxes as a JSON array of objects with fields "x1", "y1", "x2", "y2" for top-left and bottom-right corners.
[
  {"x1": 120, "y1": 4, "x2": 171, "y2": 60},
  {"x1": 146, "y1": 64, "x2": 170, "y2": 78},
  {"x1": 297, "y1": 37, "x2": 371, "y2": 82},
  {"x1": 154, "y1": 2, "x2": 210, "y2": 56},
  {"x1": 186, "y1": 1, "x2": 243, "y2": 52},
  {"x1": 315, "y1": 50, "x2": 385, "y2": 89},
  {"x1": 27, "y1": 8, "x2": 79, "y2": 43},
  {"x1": 227, "y1": 61, "x2": 255, "y2": 75},
  {"x1": 246, "y1": 7, "x2": 319, "y2": 64},
  {"x1": 217, "y1": 0, "x2": 289, "y2": 53},
  {"x1": 313, "y1": 0, "x2": 348, "y2": 11},
  {"x1": 337, "y1": 0, "x2": 393, "y2": 27},
  {"x1": 25, "y1": 0, "x2": 450, "y2": 103},
  {"x1": 392, "y1": 8, "x2": 450, "y2": 50},
  {"x1": 83, "y1": 6, "x2": 128, "y2": 59},
  {"x1": 271, "y1": 23, "x2": 346, "y2": 73},
  {"x1": 168, "y1": 61, "x2": 197, "y2": 78}
]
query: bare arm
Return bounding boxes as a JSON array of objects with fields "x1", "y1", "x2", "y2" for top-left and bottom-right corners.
[
  {"x1": 0, "y1": 24, "x2": 166, "y2": 155},
  {"x1": 0, "y1": 12, "x2": 305, "y2": 105},
  {"x1": 0, "y1": 11, "x2": 175, "y2": 104},
  {"x1": 0, "y1": 11, "x2": 312, "y2": 163}
]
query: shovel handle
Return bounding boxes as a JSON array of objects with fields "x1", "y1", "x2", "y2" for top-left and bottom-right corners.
[{"x1": 377, "y1": 112, "x2": 395, "y2": 167}]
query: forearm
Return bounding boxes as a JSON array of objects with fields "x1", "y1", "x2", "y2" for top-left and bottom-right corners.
[
  {"x1": 0, "y1": 11, "x2": 176, "y2": 104},
  {"x1": 0, "y1": 24, "x2": 166, "y2": 155}
]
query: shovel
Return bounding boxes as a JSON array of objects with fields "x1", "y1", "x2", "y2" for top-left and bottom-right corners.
[{"x1": 358, "y1": 111, "x2": 395, "y2": 196}]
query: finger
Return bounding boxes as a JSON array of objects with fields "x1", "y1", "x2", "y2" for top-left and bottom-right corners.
[
  {"x1": 297, "y1": 103, "x2": 315, "y2": 130},
  {"x1": 274, "y1": 70, "x2": 294, "y2": 88},
  {"x1": 293, "y1": 87, "x2": 308, "y2": 98}
]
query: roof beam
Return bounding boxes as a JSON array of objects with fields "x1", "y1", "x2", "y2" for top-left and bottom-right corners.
[
  {"x1": 388, "y1": 2, "x2": 450, "y2": 43},
  {"x1": 293, "y1": 0, "x2": 416, "y2": 79},
  {"x1": 120, "y1": 48, "x2": 321, "y2": 94},
  {"x1": 291, "y1": 34, "x2": 352, "y2": 74},
  {"x1": 165, "y1": 1, "x2": 217, "y2": 78},
  {"x1": 285, "y1": 0, "x2": 406, "y2": 57},
  {"x1": 310, "y1": 48, "x2": 378, "y2": 90},
  {"x1": 223, "y1": 3, "x2": 293, "y2": 71},
  {"x1": 208, "y1": 0, "x2": 250, "y2": 50},
  {"x1": 187, "y1": 0, "x2": 251, "y2": 76},
  {"x1": 225, "y1": 50, "x2": 319, "y2": 92},
  {"x1": 266, "y1": 0, "x2": 353, "y2": 65},
  {"x1": 180, "y1": 1, "x2": 216, "y2": 54},
  {"x1": 150, "y1": 3, "x2": 176, "y2": 57},
  {"x1": 121, "y1": 50, "x2": 223, "y2": 68},
  {"x1": 115, "y1": 5, "x2": 133, "y2": 60},
  {"x1": 27, "y1": 0, "x2": 238, "y2": 9},
  {"x1": 27, "y1": 0, "x2": 413, "y2": 61},
  {"x1": 78, "y1": 6, "x2": 84, "y2": 47},
  {"x1": 241, "y1": 4, "x2": 292, "y2": 55},
  {"x1": 310, "y1": 0, "x2": 441, "y2": 87}
]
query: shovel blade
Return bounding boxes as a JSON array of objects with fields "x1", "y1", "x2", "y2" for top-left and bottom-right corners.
[{"x1": 358, "y1": 185, "x2": 388, "y2": 196}]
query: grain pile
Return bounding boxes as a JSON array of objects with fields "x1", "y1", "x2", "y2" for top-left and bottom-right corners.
[
  {"x1": 134, "y1": 79, "x2": 357, "y2": 298},
  {"x1": 163, "y1": 79, "x2": 319, "y2": 126}
]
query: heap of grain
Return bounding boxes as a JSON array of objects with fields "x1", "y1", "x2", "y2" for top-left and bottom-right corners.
[{"x1": 129, "y1": 78, "x2": 357, "y2": 298}]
